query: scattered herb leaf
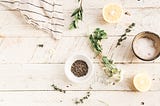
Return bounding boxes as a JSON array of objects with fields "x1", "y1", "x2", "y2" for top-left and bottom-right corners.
[
  {"x1": 37, "y1": 44, "x2": 44, "y2": 48},
  {"x1": 74, "y1": 91, "x2": 91, "y2": 104},
  {"x1": 116, "y1": 23, "x2": 135, "y2": 47},
  {"x1": 125, "y1": 11, "x2": 131, "y2": 16},
  {"x1": 51, "y1": 84, "x2": 66, "y2": 93},
  {"x1": 69, "y1": 0, "x2": 83, "y2": 30},
  {"x1": 141, "y1": 102, "x2": 144, "y2": 105}
]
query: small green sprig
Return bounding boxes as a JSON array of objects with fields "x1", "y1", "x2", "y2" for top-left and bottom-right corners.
[
  {"x1": 74, "y1": 91, "x2": 91, "y2": 104},
  {"x1": 89, "y1": 28, "x2": 121, "y2": 82},
  {"x1": 102, "y1": 56, "x2": 121, "y2": 82},
  {"x1": 116, "y1": 23, "x2": 135, "y2": 47},
  {"x1": 69, "y1": 0, "x2": 83, "y2": 30},
  {"x1": 89, "y1": 28, "x2": 107, "y2": 54},
  {"x1": 51, "y1": 84, "x2": 66, "y2": 93}
]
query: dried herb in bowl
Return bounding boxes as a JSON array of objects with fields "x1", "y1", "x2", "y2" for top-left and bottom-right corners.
[{"x1": 71, "y1": 60, "x2": 88, "y2": 77}]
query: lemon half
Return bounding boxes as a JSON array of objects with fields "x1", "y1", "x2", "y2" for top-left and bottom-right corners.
[
  {"x1": 102, "y1": 3, "x2": 123, "y2": 23},
  {"x1": 133, "y1": 73, "x2": 151, "y2": 92}
]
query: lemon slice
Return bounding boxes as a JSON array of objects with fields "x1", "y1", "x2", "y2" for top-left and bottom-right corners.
[
  {"x1": 133, "y1": 73, "x2": 151, "y2": 92},
  {"x1": 102, "y1": 3, "x2": 123, "y2": 23}
]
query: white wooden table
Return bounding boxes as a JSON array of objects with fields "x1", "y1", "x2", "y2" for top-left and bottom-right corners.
[{"x1": 0, "y1": 0, "x2": 160, "y2": 106}]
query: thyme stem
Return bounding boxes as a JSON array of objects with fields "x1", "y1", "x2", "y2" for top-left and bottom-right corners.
[
  {"x1": 116, "y1": 23, "x2": 135, "y2": 47},
  {"x1": 69, "y1": 0, "x2": 83, "y2": 30}
]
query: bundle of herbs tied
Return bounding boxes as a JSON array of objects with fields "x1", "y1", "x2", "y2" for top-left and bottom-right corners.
[{"x1": 89, "y1": 28, "x2": 122, "y2": 82}]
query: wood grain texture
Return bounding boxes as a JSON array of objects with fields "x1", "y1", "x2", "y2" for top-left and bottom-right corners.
[
  {"x1": 0, "y1": 0, "x2": 160, "y2": 11},
  {"x1": 0, "y1": 91, "x2": 159, "y2": 106},
  {"x1": 0, "y1": 9, "x2": 159, "y2": 37},
  {"x1": 0, "y1": 0, "x2": 159, "y2": 106},
  {"x1": 62, "y1": 0, "x2": 160, "y2": 10},
  {"x1": 0, "y1": 64, "x2": 159, "y2": 91},
  {"x1": 0, "y1": 37, "x2": 159, "y2": 64}
]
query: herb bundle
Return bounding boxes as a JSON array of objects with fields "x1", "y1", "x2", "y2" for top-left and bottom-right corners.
[
  {"x1": 89, "y1": 28, "x2": 121, "y2": 82},
  {"x1": 116, "y1": 23, "x2": 135, "y2": 47},
  {"x1": 69, "y1": 0, "x2": 83, "y2": 30}
]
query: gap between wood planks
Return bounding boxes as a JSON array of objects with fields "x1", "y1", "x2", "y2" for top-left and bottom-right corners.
[
  {"x1": 0, "y1": 62, "x2": 159, "y2": 64},
  {"x1": 0, "y1": 90, "x2": 159, "y2": 92},
  {"x1": 0, "y1": 6, "x2": 160, "y2": 11},
  {"x1": 0, "y1": 35, "x2": 136, "y2": 38}
]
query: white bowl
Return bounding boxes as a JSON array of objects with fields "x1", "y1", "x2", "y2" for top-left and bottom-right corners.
[{"x1": 64, "y1": 54, "x2": 94, "y2": 83}]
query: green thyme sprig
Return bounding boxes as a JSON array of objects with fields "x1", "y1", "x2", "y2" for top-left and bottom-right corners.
[
  {"x1": 51, "y1": 84, "x2": 66, "y2": 93},
  {"x1": 102, "y1": 56, "x2": 121, "y2": 82},
  {"x1": 69, "y1": 0, "x2": 83, "y2": 30},
  {"x1": 74, "y1": 91, "x2": 91, "y2": 104},
  {"x1": 89, "y1": 28, "x2": 121, "y2": 82},
  {"x1": 116, "y1": 23, "x2": 135, "y2": 47}
]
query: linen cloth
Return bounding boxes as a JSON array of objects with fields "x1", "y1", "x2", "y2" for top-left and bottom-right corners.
[{"x1": 0, "y1": 0, "x2": 64, "y2": 39}]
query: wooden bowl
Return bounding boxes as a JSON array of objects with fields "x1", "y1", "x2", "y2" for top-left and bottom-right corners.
[{"x1": 132, "y1": 31, "x2": 160, "y2": 61}]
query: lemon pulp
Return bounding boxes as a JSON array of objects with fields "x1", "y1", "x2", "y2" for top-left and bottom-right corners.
[
  {"x1": 133, "y1": 73, "x2": 151, "y2": 92},
  {"x1": 103, "y1": 4, "x2": 123, "y2": 23}
]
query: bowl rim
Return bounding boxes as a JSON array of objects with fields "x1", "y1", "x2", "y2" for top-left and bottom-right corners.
[
  {"x1": 64, "y1": 53, "x2": 94, "y2": 83},
  {"x1": 132, "y1": 31, "x2": 160, "y2": 61}
]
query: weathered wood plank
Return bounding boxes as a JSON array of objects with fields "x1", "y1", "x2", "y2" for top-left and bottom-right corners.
[
  {"x1": 0, "y1": 8, "x2": 159, "y2": 37},
  {"x1": 0, "y1": 0, "x2": 159, "y2": 106},
  {"x1": 0, "y1": 37, "x2": 159, "y2": 63},
  {"x1": 64, "y1": 8, "x2": 160, "y2": 36},
  {"x1": 0, "y1": 0, "x2": 160, "y2": 11},
  {"x1": 0, "y1": 91, "x2": 159, "y2": 106},
  {"x1": 62, "y1": 0, "x2": 160, "y2": 10},
  {"x1": 0, "y1": 64, "x2": 159, "y2": 91}
]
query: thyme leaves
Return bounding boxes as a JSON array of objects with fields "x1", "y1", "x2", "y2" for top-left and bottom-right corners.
[
  {"x1": 74, "y1": 91, "x2": 91, "y2": 104},
  {"x1": 51, "y1": 84, "x2": 66, "y2": 93},
  {"x1": 89, "y1": 28, "x2": 107, "y2": 54},
  {"x1": 69, "y1": 0, "x2": 83, "y2": 30},
  {"x1": 116, "y1": 23, "x2": 135, "y2": 47}
]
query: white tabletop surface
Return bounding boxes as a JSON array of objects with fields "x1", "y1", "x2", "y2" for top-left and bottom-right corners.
[{"x1": 0, "y1": 0, "x2": 160, "y2": 106}]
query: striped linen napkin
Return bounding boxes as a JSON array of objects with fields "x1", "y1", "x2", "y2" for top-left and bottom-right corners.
[{"x1": 0, "y1": 0, "x2": 64, "y2": 39}]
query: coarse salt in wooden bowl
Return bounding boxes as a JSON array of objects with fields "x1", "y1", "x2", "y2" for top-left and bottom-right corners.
[{"x1": 132, "y1": 31, "x2": 160, "y2": 61}]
